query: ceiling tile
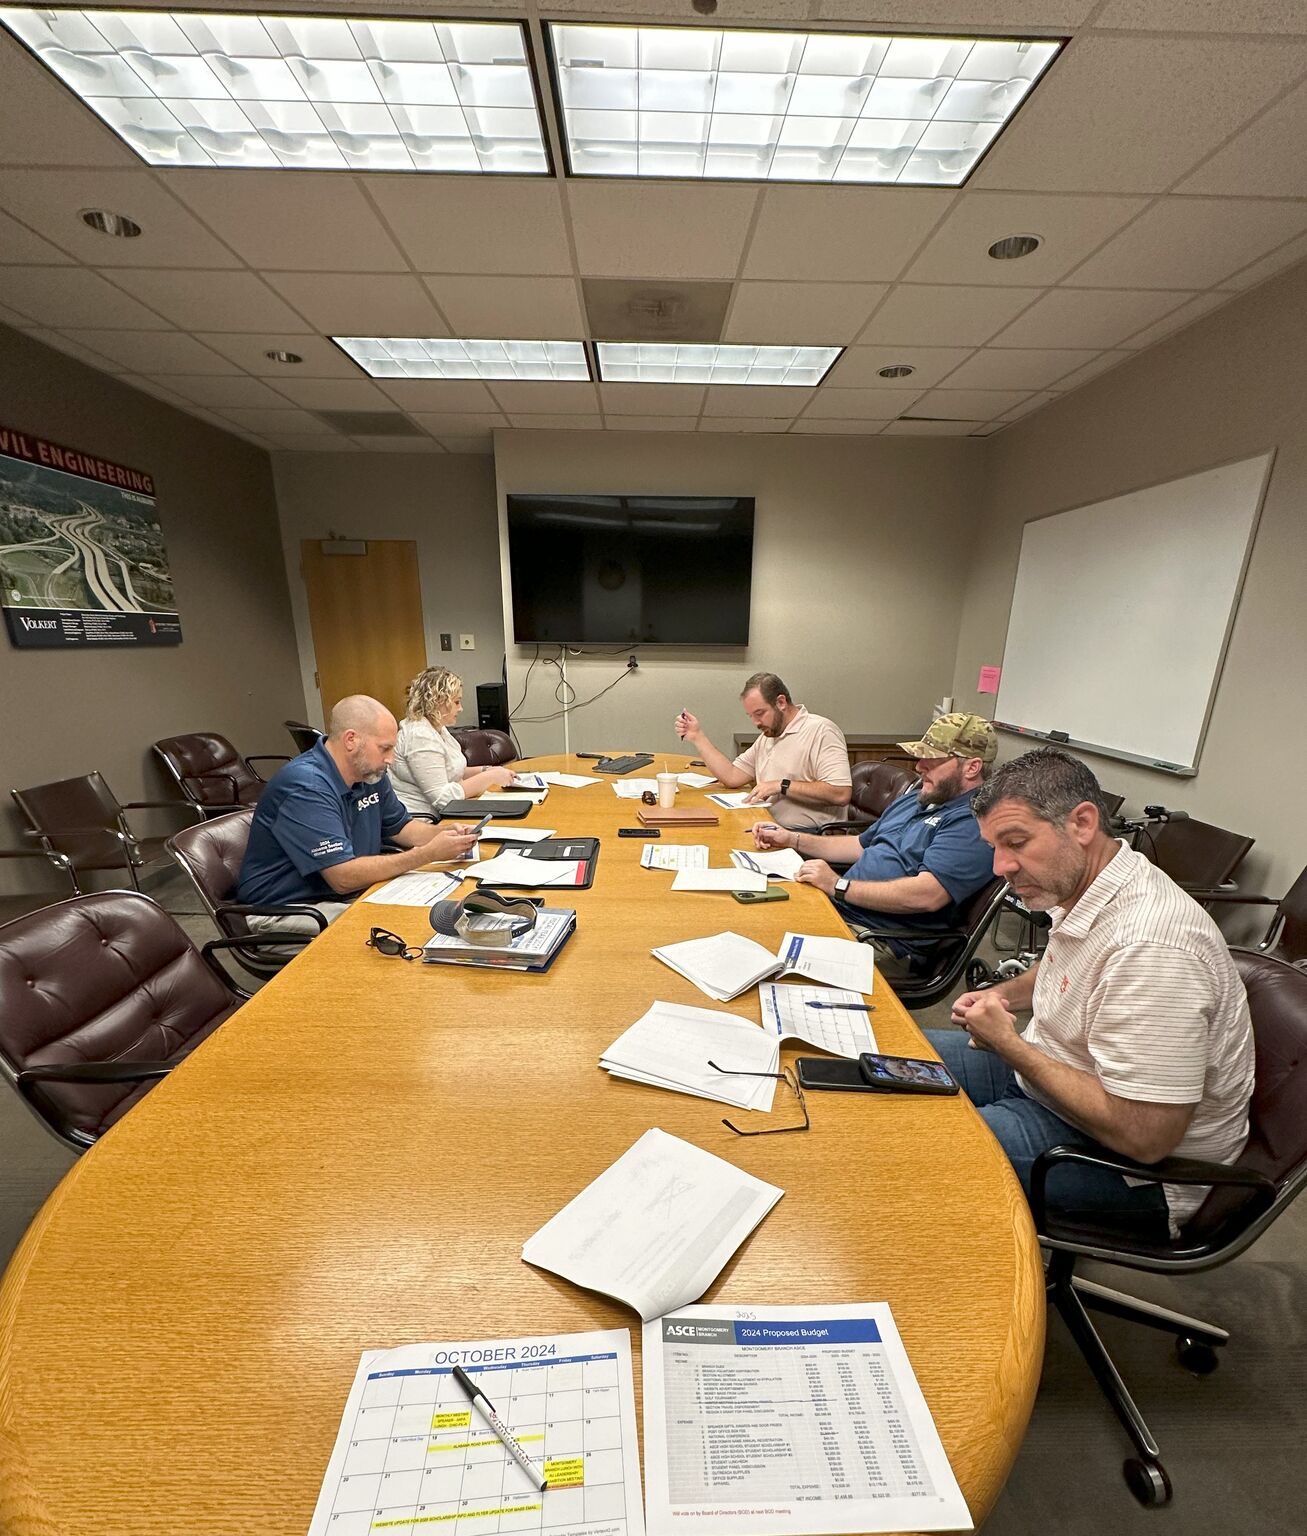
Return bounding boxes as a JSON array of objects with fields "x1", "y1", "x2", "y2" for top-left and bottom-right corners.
[
  {"x1": 992, "y1": 288, "x2": 1198, "y2": 350},
  {"x1": 1092, "y1": 1, "x2": 1307, "y2": 30},
  {"x1": 700, "y1": 418, "x2": 795, "y2": 433},
  {"x1": 365, "y1": 177, "x2": 573, "y2": 276},
  {"x1": 214, "y1": 407, "x2": 336, "y2": 436},
  {"x1": 191, "y1": 334, "x2": 357, "y2": 379},
  {"x1": 377, "y1": 379, "x2": 500, "y2": 412},
  {"x1": 1176, "y1": 80, "x2": 1307, "y2": 199},
  {"x1": 1222, "y1": 230, "x2": 1307, "y2": 291},
  {"x1": 789, "y1": 418, "x2": 890, "y2": 434},
  {"x1": 860, "y1": 284, "x2": 1042, "y2": 345},
  {"x1": 0, "y1": 210, "x2": 73, "y2": 264},
  {"x1": 998, "y1": 390, "x2": 1062, "y2": 422},
  {"x1": 941, "y1": 347, "x2": 1099, "y2": 389},
  {"x1": 263, "y1": 377, "x2": 396, "y2": 411},
  {"x1": 422, "y1": 276, "x2": 585, "y2": 338},
  {"x1": 607, "y1": 417, "x2": 699, "y2": 431},
  {"x1": 15, "y1": 326, "x2": 128, "y2": 371},
  {"x1": 723, "y1": 282, "x2": 888, "y2": 345},
  {"x1": 801, "y1": 387, "x2": 924, "y2": 419},
  {"x1": 599, "y1": 383, "x2": 706, "y2": 416},
  {"x1": 569, "y1": 183, "x2": 758, "y2": 279},
  {"x1": 1118, "y1": 292, "x2": 1232, "y2": 349},
  {"x1": 107, "y1": 269, "x2": 308, "y2": 333},
  {"x1": 489, "y1": 382, "x2": 600, "y2": 414},
  {"x1": 1068, "y1": 198, "x2": 1307, "y2": 289},
  {"x1": 264, "y1": 273, "x2": 447, "y2": 336},
  {"x1": 162, "y1": 170, "x2": 407, "y2": 272},
  {"x1": 271, "y1": 436, "x2": 362, "y2": 453},
  {"x1": 744, "y1": 187, "x2": 954, "y2": 282},
  {"x1": 904, "y1": 191, "x2": 1148, "y2": 286},
  {"x1": 911, "y1": 388, "x2": 1036, "y2": 419},
  {"x1": 436, "y1": 436, "x2": 494, "y2": 455},
  {"x1": 0, "y1": 266, "x2": 170, "y2": 329},
  {"x1": 1053, "y1": 350, "x2": 1132, "y2": 391},
  {"x1": 57, "y1": 329, "x2": 241, "y2": 374},
  {"x1": 701, "y1": 385, "x2": 813, "y2": 418},
  {"x1": 351, "y1": 437, "x2": 443, "y2": 453},
  {"x1": 883, "y1": 419, "x2": 985, "y2": 435},
  {"x1": 507, "y1": 415, "x2": 603, "y2": 429},
  {"x1": 824, "y1": 346, "x2": 972, "y2": 389},
  {"x1": 818, "y1": 2, "x2": 1092, "y2": 20},
  {"x1": 974, "y1": 36, "x2": 1307, "y2": 194},
  {"x1": 0, "y1": 169, "x2": 240, "y2": 267},
  {"x1": 0, "y1": 36, "x2": 136, "y2": 167},
  {"x1": 166, "y1": 375, "x2": 291, "y2": 410},
  {"x1": 410, "y1": 414, "x2": 508, "y2": 436}
]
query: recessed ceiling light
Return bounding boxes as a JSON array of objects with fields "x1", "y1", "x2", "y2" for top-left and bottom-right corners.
[
  {"x1": 334, "y1": 338, "x2": 591, "y2": 382},
  {"x1": 0, "y1": 9, "x2": 548, "y2": 172},
  {"x1": 548, "y1": 24, "x2": 1060, "y2": 184},
  {"x1": 596, "y1": 343, "x2": 839, "y2": 386},
  {"x1": 79, "y1": 207, "x2": 141, "y2": 236},
  {"x1": 988, "y1": 233, "x2": 1042, "y2": 259},
  {"x1": 265, "y1": 349, "x2": 303, "y2": 364},
  {"x1": 878, "y1": 363, "x2": 915, "y2": 379}
]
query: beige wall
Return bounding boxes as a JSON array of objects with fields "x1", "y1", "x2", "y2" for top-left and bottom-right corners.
[
  {"x1": 493, "y1": 429, "x2": 982, "y2": 759},
  {"x1": 270, "y1": 451, "x2": 505, "y2": 729},
  {"x1": 951, "y1": 260, "x2": 1307, "y2": 908},
  {"x1": 0, "y1": 323, "x2": 304, "y2": 892}
]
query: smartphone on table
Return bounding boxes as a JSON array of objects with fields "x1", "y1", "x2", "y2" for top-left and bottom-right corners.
[
  {"x1": 796, "y1": 1053, "x2": 959, "y2": 1095},
  {"x1": 732, "y1": 887, "x2": 789, "y2": 903}
]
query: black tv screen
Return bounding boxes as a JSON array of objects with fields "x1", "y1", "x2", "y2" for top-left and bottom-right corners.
[{"x1": 506, "y1": 494, "x2": 754, "y2": 645}]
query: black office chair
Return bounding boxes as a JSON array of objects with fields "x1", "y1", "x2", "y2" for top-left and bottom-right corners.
[
  {"x1": 285, "y1": 720, "x2": 322, "y2": 754},
  {"x1": 1191, "y1": 862, "x2": 1307, "y2": 968},
  {"x1": 846, "y1": 877, "x2": 1009, "y2": 1010},
  {"x1": 1135, "y1": 814, "x2": 1254, "y2": 893},
  {"x1": 1035, "y1": 948, "x2": 1307, "y2": 1506}
]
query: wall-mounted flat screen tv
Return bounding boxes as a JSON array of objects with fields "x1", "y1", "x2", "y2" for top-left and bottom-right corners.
[{"x1": 506, "y1": 494, "x2": 754, "y2": 645}]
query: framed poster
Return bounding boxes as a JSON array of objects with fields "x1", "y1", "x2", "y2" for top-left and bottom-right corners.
[{"x1": 0, "y1": 423, "x2": 181, "y2": 648}]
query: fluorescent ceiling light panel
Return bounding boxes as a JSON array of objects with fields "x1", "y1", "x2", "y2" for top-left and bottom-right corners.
[
  {"x1": 0, "y1": 8, "x2": 548, "y2": 171},
  {"x1": 549, "y1": 24, "x2": 1060, "y2": 184},
  {"x1": 335, "y1": 338, "x2": 590, "y2": 381},
  {"x1": 597, "y1": 343, "x2": 839, "y2": 385}
]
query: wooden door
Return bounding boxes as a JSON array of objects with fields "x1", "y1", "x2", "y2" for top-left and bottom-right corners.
[{"x1": 301, "y1": 539, "x2": 427, "y2": 721}]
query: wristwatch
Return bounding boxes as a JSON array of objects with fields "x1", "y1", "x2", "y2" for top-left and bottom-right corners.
[
  {"x1": 780, "y1": 777, "x2": 792, "y2": 797},
  {"x1": 834, "y1": 877, "x2": 850, "y2": 897}
]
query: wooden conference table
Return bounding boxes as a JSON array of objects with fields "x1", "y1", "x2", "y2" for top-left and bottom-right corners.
[{"x1": 0, "y1": 754, "x2": 1044, "y2": 1536}]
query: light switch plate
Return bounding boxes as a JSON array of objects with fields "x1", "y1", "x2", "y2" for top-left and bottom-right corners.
[{"x1": 440, "y1": 632, "x2": 452, "y2": 651}]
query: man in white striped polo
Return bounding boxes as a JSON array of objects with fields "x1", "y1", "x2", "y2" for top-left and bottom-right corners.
[{"x1": 927, "y1": 748, "x2": 1254, "y2": 1239}]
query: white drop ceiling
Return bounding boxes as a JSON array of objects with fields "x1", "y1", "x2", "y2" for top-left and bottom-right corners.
[{"x1": 2, "y1": 0, "x2": 1307, "y2": 456}]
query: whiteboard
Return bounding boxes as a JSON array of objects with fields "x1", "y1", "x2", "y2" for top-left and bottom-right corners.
[{"x1": 993, "y1": 452, "x2": 1272, "y2": 774}]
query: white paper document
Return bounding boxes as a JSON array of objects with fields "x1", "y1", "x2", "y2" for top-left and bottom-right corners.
[
  {"x1": 522, "y1": 1128, "x2": 783, "y2": 1323},
  {"x1": 652, "y1": 931, "x2": 785, "y2": 1002},
  {"x1": 479, "y1": 824, "x2": 556, "y2": 843},
  {"x1": 731, "y1": 847, "x2": 804, "y2": 880},
  {"x1": 707, "y1": 791, "x2": 768, "y2": 810},
  {"x1": 677, "y1": 772, "x2": 717, "y2": 789},
  {"x1": 538, "y1": 771, "x2": 602, "y2": 788},
  {"x1": 759, "y1": 984, "x2": 878, "y2": 1058},
  {"x1": 511, "y1": 772, "x2": 549, "y2": 789},
  {"x1": 613, "y1": 778, "x2": 660, "y2": 799},
  {"x1": 777, "y1": 932, "x2": 877, "y2": 995},
  {"x1": 671, "y1": 868, "x2": 767, "y2": 894},
  {"x1": 362, "y1": 870, "x2": 461, "y2": 907},
  {"x1": 600, "y1": 1001, "x2": 779, "y2": 1110},
  {"x1": 306, "y1": 1328, "x2": 646, "y2": 1536},
  {"x1": 641, "y1": 1302, "x2": 971, "y2": 1536},
  {"x1": 470, "y1": 851, "x2": 584, "y2": 888},
  {"x1": 641, "y1": 843, "x2": 710, "y2": 871}
]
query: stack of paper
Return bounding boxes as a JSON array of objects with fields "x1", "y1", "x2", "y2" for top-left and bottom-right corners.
[
  {"x1": 537, "y1": 770, "x2": 601, "y2": 788},
  {"x1": 600, "y1": 1001, "x2": 779, "y2": 1109},
  {"x1": 707, "y1": 790, "x2": 768, "y2": 810},
  {"x1": 777, "y1": 932, "x2": 878, "y2": 993},
  {"x1": 671, "y1": 868, "x2": 767, "y2": 894},
  {"x1": 760, "y1": 983, "x2": 878, "y2": 1057},
  {"x1": 641, "y1": 843, "x2": 709, "y2": 870},
  {"x1": 478, "y1": 823, "x2": 555, "y2": 842},
  {"x1": 677, "y1": 772, "x2": 717, "y2": 788},
  {"x1": 362, "y1": 870, "x2": 461, "y2": 907},
  {"x1": 522, "y1": 1128, "x2": 784, "y2": 1322},
  {"x1": 422, "y1": 907, "x2": 576, "y2": 971},
  {"x1": 613, "y1": 778, "x2": 660, "y2": 799},
  {"x1": 509, "y1": 771, "x2": 549, "y2": 789},
  {"x1": 653, "y1": 931, "x2": 877, "y2": 1000},
  {"x1": 468, "y1": 850, "x2": 585, "y2": 887},
  {"x1": 731, "y1": 846, "x2": 804, "y2": 880}
]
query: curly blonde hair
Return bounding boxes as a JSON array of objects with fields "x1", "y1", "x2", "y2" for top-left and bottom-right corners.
[{"x1": 405, "y1": 666, "x2": 463, "y2": 725}]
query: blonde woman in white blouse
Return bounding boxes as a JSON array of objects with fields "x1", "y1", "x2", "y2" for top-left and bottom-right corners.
[{"x1": 390, "y1": 667, "x2": 517, "y2": 816}]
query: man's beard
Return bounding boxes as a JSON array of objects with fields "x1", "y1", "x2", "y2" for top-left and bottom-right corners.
[{"x1": 918, "y1": 763, "x2": 963, "y2": 806}]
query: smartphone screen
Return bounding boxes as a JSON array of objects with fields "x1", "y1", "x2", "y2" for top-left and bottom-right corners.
[{"x1": 858, "y1": 1054, "x2": 958, "y2": 1093}]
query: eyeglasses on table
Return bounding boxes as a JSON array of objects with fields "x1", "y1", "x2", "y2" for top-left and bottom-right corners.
[{"x1": 708, "y1": 1060, "x2": 810, "y2": 1136}]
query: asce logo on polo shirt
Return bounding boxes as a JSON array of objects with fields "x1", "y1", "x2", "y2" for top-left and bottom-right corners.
[{"x1": 355, "y1": 791, "x2": 381, "y2": 812}]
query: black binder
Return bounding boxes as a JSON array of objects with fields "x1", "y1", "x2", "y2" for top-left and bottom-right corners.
[{"x1": 441, "y1": 798, "x2": 533, "y2": 820}]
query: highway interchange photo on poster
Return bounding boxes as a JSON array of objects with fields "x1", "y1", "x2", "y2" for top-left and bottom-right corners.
[{"x1": 0, "y1": 423, "x2": 181, "y2": 647}]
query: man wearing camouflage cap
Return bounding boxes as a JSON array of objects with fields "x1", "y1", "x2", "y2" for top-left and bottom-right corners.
[{"x1": 753, "y1": 712, "x2": 997, "y2": 972}]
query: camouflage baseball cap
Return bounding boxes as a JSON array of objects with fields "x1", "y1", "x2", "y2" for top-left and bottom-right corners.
[{"x1": 899, "y1": 712, "x2": 998, "y2": 764}]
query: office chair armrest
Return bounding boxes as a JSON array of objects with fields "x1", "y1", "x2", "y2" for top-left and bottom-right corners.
[
  {"x1": 0, "y1": 847, "x2": 72, "y2": 868},
  {"x1": 200, "y1": 933, "x2": 316, "y2": 997},
  {"x1": 18, "y1": 1061, "x2": 174, "y2": 1086},
  {"x1": 1030, "y1": 1144, "x2": 1276, "y2": 1230},
  {"x1": 119, "y1": 800, "x2": 206, "y2": 825},
  {"x1": 1183, "y1": 890, "x2": 1278, "y2": 907},
  {"x1": 214, "y1": 901, "x2": 329, "y2": 932},
  {"x1": 813, "y1": 818, "x2": 871, "y2": 836},
  {"x1": 852, "y1": 921, "x2": 968, "y2": 943},
  {"x1": 245, "y1": 754, "x2": 291, "y2": 769},
  {"x1": 24, "y1": 825, "x2": 131, "y2": 842}
]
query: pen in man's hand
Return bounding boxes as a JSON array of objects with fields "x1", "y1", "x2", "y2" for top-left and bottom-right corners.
[{"x1": 450, "y1": 1363, "x2": 549, "y2": 1492}]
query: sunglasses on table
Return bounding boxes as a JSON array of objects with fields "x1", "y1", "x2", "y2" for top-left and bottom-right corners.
[{"x1": 366, "y1": 927, "x2": 424, "y2": 961}]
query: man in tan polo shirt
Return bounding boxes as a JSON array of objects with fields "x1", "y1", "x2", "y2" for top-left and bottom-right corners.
[{"x1": 674, "y1": 672, "x2": 852, "y2": 830}]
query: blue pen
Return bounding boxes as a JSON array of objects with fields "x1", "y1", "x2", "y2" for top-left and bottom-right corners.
[{"x1": 806, "y1": 1000, "x2": 876, "y2": 1012}]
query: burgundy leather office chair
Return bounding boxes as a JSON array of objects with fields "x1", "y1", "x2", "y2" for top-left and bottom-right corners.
[
  {"x1": 449, "y1": 727, "x2": 516, "y2": 767},
  {"x1": 817, "y1": 760, "x2": 915, "y2": 835},
  {"x1": 12, "y1": 772, "x2": 203, "y2": 895},
  {"x1": 0, "y1": 889, "x2": 290, "y2": 1151},
  {"x1": 168, "y1": 810, "x2": 326, "y2": 981},
  {"x1": 153, "y1": 732, "x2": 289, "y2": 818},
  {"x1": 1035, "y1": 949, "x2": 1307, "y2": 1506}
]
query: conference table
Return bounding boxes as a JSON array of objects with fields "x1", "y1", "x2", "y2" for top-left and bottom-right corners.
[{"x1": 0, "y1": 754, "x2": 1044, "y2": 1535}]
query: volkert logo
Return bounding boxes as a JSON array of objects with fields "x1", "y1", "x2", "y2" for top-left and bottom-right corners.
[{"x1": 19, "y1": 616, "x2": 57, "y2": 631}]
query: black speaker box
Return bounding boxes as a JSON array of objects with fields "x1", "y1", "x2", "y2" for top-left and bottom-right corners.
[{"x1": 476, "y1": 682, "x2": 510, "y2": 732}]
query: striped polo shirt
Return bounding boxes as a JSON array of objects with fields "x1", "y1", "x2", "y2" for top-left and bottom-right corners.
[{"x1": 1019, "y1": 841, "x2": 1254, "y2": 1229}]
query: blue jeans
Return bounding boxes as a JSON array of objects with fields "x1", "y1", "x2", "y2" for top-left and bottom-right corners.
[{"x1": 922, "y1": 1028, "x2": 1170, "y2": 1238}]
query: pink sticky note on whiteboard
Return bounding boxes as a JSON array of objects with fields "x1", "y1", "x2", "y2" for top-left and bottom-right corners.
[{"x1": 977, "y1": 665, "x2": 1001, "y2": 694}]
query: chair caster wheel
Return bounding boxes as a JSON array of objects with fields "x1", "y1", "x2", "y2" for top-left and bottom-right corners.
[
  {"x1": 1124, "y1": 1457, "x2": 1172, "y2": 1507},
  {"x1": 1176, "y1": 1335, "x2": 1220, "y2": 1375},
  {"x1": 965, "y1": 960, "x2": 993, "y2": 990}
]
